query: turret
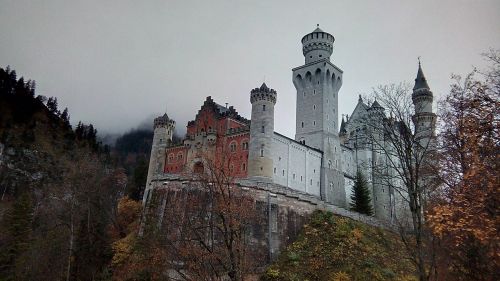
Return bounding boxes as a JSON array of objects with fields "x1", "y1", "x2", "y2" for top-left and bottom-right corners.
[
  {"x1": 248, "y1": 83, "x2": 277, "y2": 180},
  {"x1": 301, "y1": 24, "x2": 335, "y2": 64},
  {"x1": 143, "y1": 113, "x2": 175, "y2": 204}
]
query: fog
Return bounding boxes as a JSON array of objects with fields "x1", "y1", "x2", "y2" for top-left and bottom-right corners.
[{"x1": 1, "y1": 0, "x2": 499, "y2": 138}]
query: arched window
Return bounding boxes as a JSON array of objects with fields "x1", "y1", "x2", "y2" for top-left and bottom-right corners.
[
  {"x1": 229, "y1": 141, "x2": 237, "y2": 152},
  {"x1": 301, "y1": 122, "x2": 304, "y2": 128},
  {"x1": 261, "y1": 125, "x2": 265, "y2": 133},
  {"x1": 328, "y1": 160, "x2": 332, "y2": 168},
  {"x1": 262, "y1": 104, "x2": 266, "y2": 111}
]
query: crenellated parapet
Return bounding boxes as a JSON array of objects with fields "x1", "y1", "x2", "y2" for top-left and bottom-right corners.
[
  {"x1": 250, "y1": 83, "x2": 277, "y2": 104},
  {"x1": 301, "y1": 25, "x2": 335, "y2": 64},
  {"x1": 154, "y1": 113, "x2": 175, "y2": 129}
]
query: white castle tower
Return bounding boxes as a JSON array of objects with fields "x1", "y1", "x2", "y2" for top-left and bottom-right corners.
[
  {"x1": 292, "y1": 25, "x2": 346, "y2": 207},
  {"x1": 412, "y1": 61, "x2": 436, "y2": 148},
  {"x1": 248, "y1": 83, "x2": 277, "y2": 181},
  {"x1": 143, "y1": 113, "x2": 175, "y2": 204}
]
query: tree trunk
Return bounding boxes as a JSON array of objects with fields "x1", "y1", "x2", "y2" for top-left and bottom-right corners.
[{"x1": 66, "y1": 211, "x2": 74, "y2": 281}]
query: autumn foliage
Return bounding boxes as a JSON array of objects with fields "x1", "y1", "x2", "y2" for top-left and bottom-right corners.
[{"x1": 426, "y1": 50, "x2": 500, "y2": 280}]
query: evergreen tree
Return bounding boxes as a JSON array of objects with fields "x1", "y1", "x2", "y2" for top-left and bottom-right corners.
[
  {"x1": 350, "y1": 169, "x2": 373, "y2": 216},
  {"x1": 46, "y1": 97, "x2": 58, "y2": 114},
  {"x1": 61, "y1": 107, "x2": 70, "y2": 128}
]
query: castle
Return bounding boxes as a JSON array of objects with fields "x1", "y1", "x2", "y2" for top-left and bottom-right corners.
[{"x1": 143, "y1": 26, "x2": 436, "y2": 223}]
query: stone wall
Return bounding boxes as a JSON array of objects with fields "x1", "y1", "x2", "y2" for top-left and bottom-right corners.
[{"x1": 147, "y1": 174, "x2": 392, "y2": 263}]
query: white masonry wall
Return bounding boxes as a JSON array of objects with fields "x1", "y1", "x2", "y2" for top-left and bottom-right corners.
[{"x1": 271, "y1": 133, "x2": 322, "y2": 197}]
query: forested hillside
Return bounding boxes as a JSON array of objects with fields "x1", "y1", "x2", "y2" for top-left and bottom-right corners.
[
  {"x1": 261, "y1": 211, "x2": 415, "y2": 281},
  {"x1": 0, "y1": 66, "x2": 132, "y2": 280}
]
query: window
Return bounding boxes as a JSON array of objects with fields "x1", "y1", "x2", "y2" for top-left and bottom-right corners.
[
  {"x1": 229, "y1": 142, "x2": 237, "y2": 152},
  {"x1": 260, "y1": 144, "x2": 264, "y2": 157},
  {"x1": 282, "y1": 170, "x2": 285, "y2": 176},
  {"x1": 303, "y1": 92, "x2": 306, "y2": 97},
  {"x1": 242, "y1": 141, "x2": 248, "y2": 150},
  {"x1": 313, "y1": 121, "x2": 316, "y2": 126},
  {"x1": 301, "y1": 122, "x2": 304, "y2": 128},
  {"x1": 313, "y1": 105, "x2": 316, "y2": 110},
  {"x1": 274, "y1": 167, "x2": 276, "y2": 174},
  {"x1": 313, "y1": 169, "x2": 316, "y2": 173},
  {"x1": 310, "y1": 179, "x2": 313, "y2": 185},
  {"x1": 328, "y1": 160, "x2": 332, "y2": 168},
  {"x1": 293, "y1": 174, "x2": 295, "y2": 180},
  {"x1": 313, "y1": 90, "x2": 316, "y2": 95},
  {"x1": 261, "y1": 125, "x2": 265, "y2": 133},
  {"x1": 300, "y1": 176, "x2": 303, "y2": 181},
  {"x1": 242, "y1": 163, "x2": 246, "y2": 171},
  {"x1": 326, "y1": 98, "x2": 329, "y2": 104},
  {"x1": 263, "y1": 104, "x2": 266, "y2": 111}
]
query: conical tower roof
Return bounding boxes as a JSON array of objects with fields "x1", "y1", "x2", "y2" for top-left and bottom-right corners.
[
  {"x1": 413, "y1": 61, "x2": 430, "y2": 90},
  {"x1": 340, "y1": 116, "x2": 346, "y2": 134},
  {"x1": 371, "y1": 99, "x2": 383, "y2": 109}
]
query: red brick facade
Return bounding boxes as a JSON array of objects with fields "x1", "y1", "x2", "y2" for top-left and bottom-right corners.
[{"x1": 164, "y1": 96, "x2": 250, "y2": 178}]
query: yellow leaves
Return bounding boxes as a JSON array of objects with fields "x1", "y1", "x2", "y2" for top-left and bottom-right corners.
[
  {"x1": 330, "y1": 271, "x2": 351, "y2": 281},
  {"x1": 111, "y1": 232, "x2": 136, "y2": 267}
]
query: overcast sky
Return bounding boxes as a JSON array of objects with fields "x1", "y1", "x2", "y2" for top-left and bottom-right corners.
[{"x1": 1, "y1": 0, "x2": 499, "y2": 138}]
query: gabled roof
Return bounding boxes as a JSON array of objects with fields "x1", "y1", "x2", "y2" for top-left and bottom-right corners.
[{"x1": 187, "y1": 96, "x2": 250, "y2": 127}]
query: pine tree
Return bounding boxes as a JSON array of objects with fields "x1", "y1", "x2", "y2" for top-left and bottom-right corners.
[{"x1": 350, "y1": 169, "x2": 373, "y2": 216}]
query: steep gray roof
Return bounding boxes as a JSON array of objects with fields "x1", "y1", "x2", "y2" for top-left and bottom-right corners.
[
  {"x1": 371, "y1": 99, "x2": 383, "y2": 109},
  {"x1": 413, "y1": 62, "x2": 430, "y2": 90},
  {"x1": 339, "y1": 117, "x2": 346, "y2": 134}
]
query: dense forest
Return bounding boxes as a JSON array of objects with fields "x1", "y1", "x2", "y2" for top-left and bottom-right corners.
[{"x1": 0, "y1": 66, "x2": 145, "y2": 280}]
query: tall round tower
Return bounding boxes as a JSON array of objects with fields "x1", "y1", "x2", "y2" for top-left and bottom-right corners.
[
  {"x1": 248, "y1": 83, "x2": 277, "y2": 181},
  {"x1": 412, "y1": 61, "x2": 436, "y2": 148},
  {"x1": 143, "y1": 113, "x2": 175, "y2": 204},
  {"x1": 293, "y1": 25, "x2": 345, "y2": 207}
]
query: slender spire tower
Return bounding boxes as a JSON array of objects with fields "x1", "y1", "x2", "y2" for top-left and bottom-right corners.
[
  {"x1": 292, "y1": 26, "x2": 346, "y2": 207},
  {"x1": 412, "y1": 60, "x2": 436, "y2": 148}
]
